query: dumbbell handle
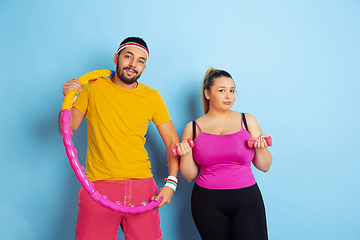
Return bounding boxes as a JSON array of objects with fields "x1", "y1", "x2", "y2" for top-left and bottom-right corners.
[
  {"x1": 247, "y1": 136, "x2": 272, "y2": 148},
  {"x1": 170, "y1": 138, "x2": 194, "y2": 156}
]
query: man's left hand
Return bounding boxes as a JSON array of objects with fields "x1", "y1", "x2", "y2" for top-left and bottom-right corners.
[{"x1": 155, "y1": 186, "x2": 174, "y2": 208}]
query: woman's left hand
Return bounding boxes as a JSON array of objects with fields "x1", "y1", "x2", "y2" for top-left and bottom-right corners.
[{"x1": 253, "y1": 135, "x2": 269, "y2": 148}]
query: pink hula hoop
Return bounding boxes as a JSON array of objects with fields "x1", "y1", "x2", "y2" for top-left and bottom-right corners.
[{"x1": 60, "y1": 70, "x2": 161, "y2": 214}]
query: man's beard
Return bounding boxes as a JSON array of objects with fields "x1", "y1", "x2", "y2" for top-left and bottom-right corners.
[{"x1": 116, "y1": 66, "x2": 141, "y2": 85}]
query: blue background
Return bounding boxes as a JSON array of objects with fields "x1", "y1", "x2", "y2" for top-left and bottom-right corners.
[{"x1": 1, "y1": 0, "x2": 359, "y2": 239}]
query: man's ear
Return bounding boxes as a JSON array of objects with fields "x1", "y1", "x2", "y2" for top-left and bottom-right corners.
[{"x1": 113, "y1": 53, "x2": 118, "y2": 65}]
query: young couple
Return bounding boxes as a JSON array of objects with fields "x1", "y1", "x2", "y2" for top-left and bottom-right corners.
[{"x1": 59, "y1": 37, "x2": 273, "y2": 240}]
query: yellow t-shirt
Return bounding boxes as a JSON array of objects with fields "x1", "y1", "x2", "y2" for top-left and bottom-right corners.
[{"x1": 73, "y1": 77, "x2": 171, "y2": 181}]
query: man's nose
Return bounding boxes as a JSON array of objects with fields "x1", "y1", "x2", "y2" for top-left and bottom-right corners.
[{"x1": 129, "y1": 59, "x2": 136, "y2": 68}]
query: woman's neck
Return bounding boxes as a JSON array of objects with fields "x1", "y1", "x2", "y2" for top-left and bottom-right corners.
[{"x1": 206, "y1": 108, "x2": 232, "y2": 119}]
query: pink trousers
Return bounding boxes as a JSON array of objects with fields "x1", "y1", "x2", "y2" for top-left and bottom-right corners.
[{"x1": 75, "y1": 178, "x2": 162, "y2": 240}]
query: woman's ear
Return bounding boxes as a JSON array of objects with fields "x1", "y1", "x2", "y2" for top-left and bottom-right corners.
[{"x1": 204, "y1": 89, "x2": 210, "y2": 100}]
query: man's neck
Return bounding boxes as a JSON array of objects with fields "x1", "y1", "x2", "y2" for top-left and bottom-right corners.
[{"x1": 111, "y1": 76, "x2": 138, "y2": 89}]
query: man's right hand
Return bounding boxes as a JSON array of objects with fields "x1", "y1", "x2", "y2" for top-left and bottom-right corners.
[{"x1": 63, "y1": 78, "x2": 82, "y2": 96}]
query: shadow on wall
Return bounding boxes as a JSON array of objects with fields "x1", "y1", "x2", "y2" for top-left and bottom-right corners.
[
  {"x1": 176, "y1": 92, "x2": 202, "y2": 240},
  {"x1": 145, "y1": 91, "x2": 202, "y2": 240}
]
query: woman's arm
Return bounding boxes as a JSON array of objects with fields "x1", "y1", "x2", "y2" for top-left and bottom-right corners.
[
  {"x1": 245, "y1": 113, "x2": 273, "y2": 173},
  {"x1": 179, "y1": 122, "x2": 200, "y2": 182}
]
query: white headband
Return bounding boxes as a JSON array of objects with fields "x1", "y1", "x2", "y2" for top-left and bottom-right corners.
[{"x1": 117, "y1": 42, "x2": 149, "y2": 59}]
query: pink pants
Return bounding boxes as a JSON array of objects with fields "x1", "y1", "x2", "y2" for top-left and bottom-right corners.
[{"x1": 75, "y1": 178, "x2": 162, "y2": 240}]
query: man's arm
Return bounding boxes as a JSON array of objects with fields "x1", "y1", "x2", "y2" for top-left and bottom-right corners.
[
  {"x1": 154, "y1": 120, "x2": 180, "y2": 207},
  {"x1": 58, "y1": 107, "x2": 85, "y2": 134}
]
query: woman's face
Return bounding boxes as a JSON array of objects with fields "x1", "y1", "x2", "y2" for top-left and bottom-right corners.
[{"x1": 205, "y1": 76, "x2": 235, "y2": 111}]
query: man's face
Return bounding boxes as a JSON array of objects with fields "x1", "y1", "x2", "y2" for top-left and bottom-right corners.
[{"x1": 115, "y1": 46, "x2": 147, "y2": 84}]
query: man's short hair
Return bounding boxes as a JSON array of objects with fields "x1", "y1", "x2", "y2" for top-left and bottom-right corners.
[{"x1": 117, "y1": 37, "x2": 149, "y2": 58}]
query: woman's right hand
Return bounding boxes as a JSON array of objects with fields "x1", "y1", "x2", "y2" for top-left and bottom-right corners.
[
  {"x1": 62, "y1": 78, "x2": 82, "y2": 96},
  {"x1": 176, "y1": 140, "x2": 193, "y2": 156}
]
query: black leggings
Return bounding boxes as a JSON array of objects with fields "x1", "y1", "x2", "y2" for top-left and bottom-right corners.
[{"x1": 191, "y1": 183, "x2": 268, "y2": 240}]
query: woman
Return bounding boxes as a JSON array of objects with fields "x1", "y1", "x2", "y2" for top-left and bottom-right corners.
[{"x1": 177, "y1": 68, "x2": 273, "y2": 240}]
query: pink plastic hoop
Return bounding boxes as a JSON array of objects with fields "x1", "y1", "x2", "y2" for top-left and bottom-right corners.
[{"x1": 60, "y1": 71, "x2": 161, "y2": 214}]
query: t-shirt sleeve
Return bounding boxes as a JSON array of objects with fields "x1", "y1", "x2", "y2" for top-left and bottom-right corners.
[
  {"x1": 152, "y1": 91, "x2": 171, "y2": 126},
  {"x1": 73, "y1": 83, "x2": 90, "y2": 114}
]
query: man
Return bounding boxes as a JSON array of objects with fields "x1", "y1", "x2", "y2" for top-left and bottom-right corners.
[{"x1": 59, "y1": 37, "x2": 180, "y2": 240}]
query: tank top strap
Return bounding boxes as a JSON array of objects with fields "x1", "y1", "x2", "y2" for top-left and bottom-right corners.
[
  {"x1": 194, "y1": 120, "x2": 203, "y2": 133},
  {"x1": 242, "y1": 113, "x2": 249, "y2": 132},
  {"x1": 241, "y1": 112, "x2": 243, "y2": 128}
]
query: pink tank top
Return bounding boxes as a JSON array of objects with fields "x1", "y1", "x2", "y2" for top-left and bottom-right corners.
[{"x1": 193, "y1": 114, "x2": 256, "y2": 189}]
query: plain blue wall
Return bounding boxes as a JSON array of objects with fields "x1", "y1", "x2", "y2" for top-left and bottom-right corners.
[{"x1": 1, "y1": 0, "x2": 359, "y2": 239}]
